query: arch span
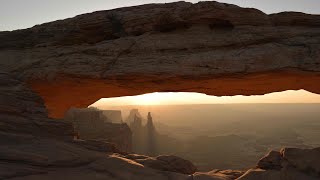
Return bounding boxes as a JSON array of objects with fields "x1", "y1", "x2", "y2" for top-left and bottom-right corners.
[
  {"x1": 29, "y1": 70, "x2": 320, "y2": 118},
  {"x1": 0, "y1": 1, "x2": 319, "y2": 118}
]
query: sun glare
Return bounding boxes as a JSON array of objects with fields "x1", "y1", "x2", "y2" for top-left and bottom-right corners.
[
  {"x1": 90, "y1": 90, "x2": 320, "y2": 107},
  {"x1": 135, "y1": 93, "x2": 165, "y2": 105}
]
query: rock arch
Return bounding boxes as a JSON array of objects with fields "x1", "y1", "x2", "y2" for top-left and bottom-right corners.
[
  {"x1": 0, "y1": 1, "x2": 319, "y2": 119},
  {"x1": 28, "y1": 70, "x2": 320, "y2": 118}
]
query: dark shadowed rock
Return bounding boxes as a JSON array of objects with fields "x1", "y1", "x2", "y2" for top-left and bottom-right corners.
[
  {"x1": 237, "y1": 168, "x2": 282, "y2": 180},
  {"x1": 257, "y1": 150, "x2": 282, "y2": 170},
  {"x1": 71, "y1": 139, "x2": 121, "y2": 153},
  {"x1": 193, "y1": 173, "x2": 231, "y2": 180},
  {"x1": 193, "y1": 169, "x2": 244, "y2": 180},
  {"x1": 216, "y1": 170, "x2": 244, "y2": 179},
  {"x1": 281, "y1": 147, "x2": 320, "y2": 177},
  {"x1": 124, "y1": 154, "x2": 197, "y2": 174},
  {"x1": 237, "y1": 167, "x2": 319, "y2": 180},
  {"x1": 239, "y1": 147, "x2": 320, "y2": 180},
  {"x1": 156, "y1": 155, "x2": 198, "y2": 174},
  {"x1": 0, "y1": 71, "x2": 73, "y2": 137},
  {"x1": 270, "y1": 12, "x2": 320, "y2": 27}
]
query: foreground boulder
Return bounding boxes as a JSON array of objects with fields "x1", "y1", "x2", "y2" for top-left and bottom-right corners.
[
  {"x1": 282, "y1": 147, "x2": 320, "y2": 177},
  {"x1": 192, "y1": 148, "x2": 320, "y2": 180},
  {"x1": 124, "y1": 154, "x2": 197, "y2": 174},
  {"x1": 238, "y1": 147, "x2": 320, "y2": 180},
  {"x1": 193, "y1": 170, "x2": 244, "y2": 180},
  {"x1": 71, "y1": 139, "x2": 121, "y2": 153},
  {"x1": 257, "y1": 150, "x2": 282, "y2": 170}
]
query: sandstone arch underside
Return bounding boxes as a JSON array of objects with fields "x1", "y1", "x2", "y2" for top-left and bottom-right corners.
[{"x1": 0, "y1": 1, "x2": 319, "y2": 118}]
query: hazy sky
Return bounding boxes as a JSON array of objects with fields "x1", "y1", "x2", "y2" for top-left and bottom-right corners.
[
  {"x1": 1, "y1": 0, "x2": 319, "y2": 31},
  {"x1": 91, "y1": 90, "x2": 320, "y2": 107}
]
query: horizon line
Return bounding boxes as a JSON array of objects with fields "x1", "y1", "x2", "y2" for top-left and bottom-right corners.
[{"x1": 92, "y1": 102, "x2": 320, "y2": 107}]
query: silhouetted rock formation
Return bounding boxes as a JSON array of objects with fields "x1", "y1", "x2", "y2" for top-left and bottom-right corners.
[
  {"x1": 145, "y1": 112, "x2": 157, "y2": 156},
  {"x1": 129, "y1": 114, "x2": 143, "y2": 130},
  {"x1": 237, "y1": 147, "x2": 320, "y2": 180},
  {"x1": 101, "y1": 110, "x2": 123, "y2": 123},
  {"x1": 65, "y1": 107, "x2": 132, "y2": 152},
  {"x1": 124, "y1": 154, "x2": 197, "y2": 175},
  {"x1": 257, "y1": 150, "x2": 282, "y2": 170},
  {"x1": 128, "y1": 110, "x2": 158, "y2": 156},
  {"x1": 129, "y1": 113, "x2": 145, "y2": 153},
  {"x1": 127, "y1": 109, "x2": 144, "y2": 123}
]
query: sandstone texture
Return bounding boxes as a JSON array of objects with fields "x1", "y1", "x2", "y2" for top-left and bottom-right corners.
[
  {"x1": 0, "y1": 1, "x2": 319, "y2": 118},
  {"x1": 193, "y1": 169, "x2": 245, "y2": 180},
  {"x1": 124, "y1": 154, "x2": 198, "y2": 174},
  {"x1": 0, "y1": 71, "x2": 73, "y2": 137},
  {"x1": 0, "y1": 71, "x2": 191, "y2": 180},
  {"x1": 256, "y1": 150, "x2": 282, "y2": 170},
  {"x1": 0, "y1": 1, "x2": 320, "y2": 180},
  {"x1": 237, "y1": 148, "x2": 320, "y2": 180},
  {"x1": 2, "y1": 68, "x2": 319, "y2": 180}
]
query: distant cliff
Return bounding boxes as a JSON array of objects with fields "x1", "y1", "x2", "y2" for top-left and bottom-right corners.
[{"x1": 65, "y1": 107, "x2": 132, "y2": 152}]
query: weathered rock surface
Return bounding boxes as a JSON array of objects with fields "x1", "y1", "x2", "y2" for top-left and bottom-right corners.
[
  {"x1": 0, "y1": 65, "x2": 320, "y2": 179},
  {"x1": 238, "y1": 169, "x2": 282, "y2": 180},
  {"x1": 0, "y1": 72, "x2": 191, "y2": 179},
  {"x1": 71, "y1": 139, "x2": 121, "y2": 153},
  {"x1": 238, "y1": 147, "x2": 320, "y2": 180},
  {"x1": 124, "y1": 154, "x2": 197, "y2": 174},
  {"x1": 281, "y1": 147, "x2": 320, "y2": 177},
  {"x1": 0, "y1": 1, "x2": 319, "y2": 118},
  {"x1": 257, "y1": 150, "x2": 282, "y2": 170},
  {"x1": 193, "y1": 169, "x2": 244, "y2": 180},
  {"x1": 0, "y1": 71, "x2": 73, "y2": 137}
]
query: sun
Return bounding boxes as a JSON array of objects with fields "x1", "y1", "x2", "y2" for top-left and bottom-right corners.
[{"x1": 134, "y1": 93, "x2": 164, "y2": 105}]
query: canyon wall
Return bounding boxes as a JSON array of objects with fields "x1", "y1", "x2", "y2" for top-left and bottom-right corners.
[{"x1": 65, "y1": 108, "x2": 132, "y2": 152}]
